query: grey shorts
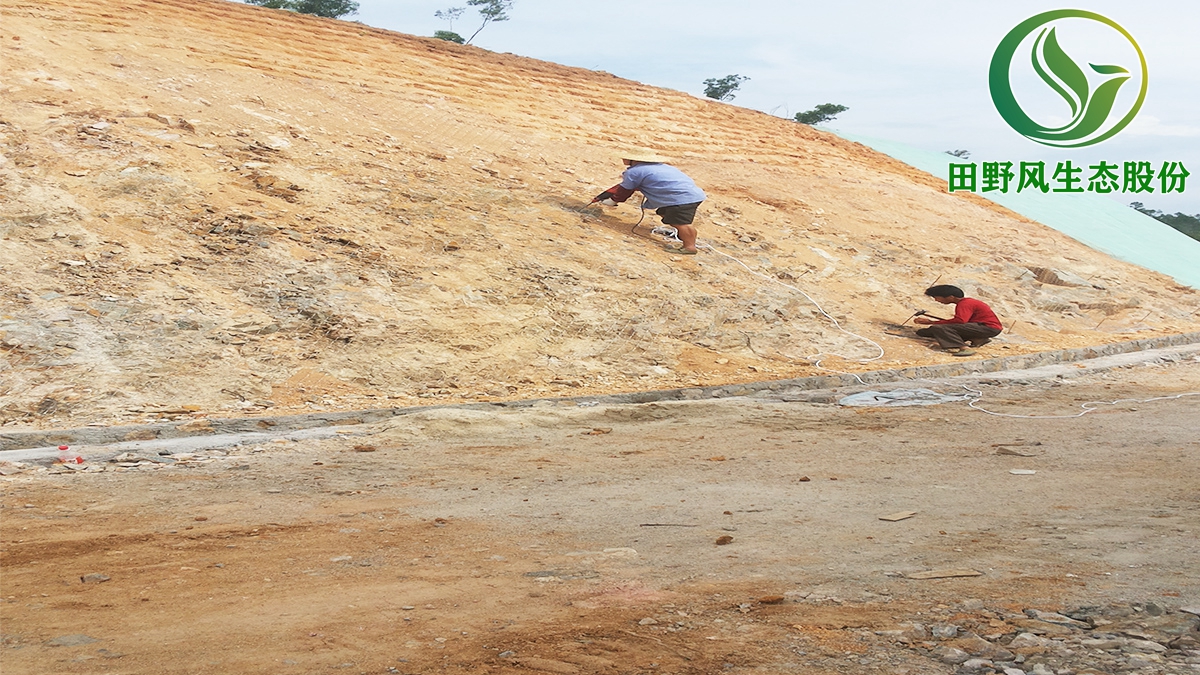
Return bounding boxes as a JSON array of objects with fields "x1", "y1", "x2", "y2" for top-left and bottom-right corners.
[{"x1": 655, "y1": 201, "x2": 702, "y2": 225}]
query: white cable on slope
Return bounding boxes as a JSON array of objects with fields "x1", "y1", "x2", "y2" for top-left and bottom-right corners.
[
  {"x1": 694, "y1": 240, "x2": 885, "y2": 382},
  {"x1": 662, "y1": 235, "x2": 1197, "y2": 411},
  {"x1": 960, "y1": 384, "x2": 1200, "y2": 419}
]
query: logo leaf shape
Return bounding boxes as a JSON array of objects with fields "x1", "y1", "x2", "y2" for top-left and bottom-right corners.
[
  {"x1": 1027, "y1": 26, "x2": 1131, "y2": 142},
  {"x1": 989, "y1": 10, "x2": 1148, "y2": 148},
  {"x1": 1032, "y1": 27, "x2": 1088, "y2": 119}
]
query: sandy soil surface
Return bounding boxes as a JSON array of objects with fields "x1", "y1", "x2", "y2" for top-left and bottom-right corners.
[
  {"x1": 3, "y1": 0, "x2": 1199, "y2": 432},
  {"x1": 3, "y1": 355, "x2": 1198, "y2": 674},
  {"x1": 3, "y1": 5, "x2": 1199, "y2": 671}
]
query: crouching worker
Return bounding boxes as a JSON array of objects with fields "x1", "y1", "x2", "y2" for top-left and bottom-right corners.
[
  {"x1": 914, "y1": 285, "x2": 1002, "y2": 357},
  {"x1": 592, "y1": 151, "x2": 707, "y2": 255}
]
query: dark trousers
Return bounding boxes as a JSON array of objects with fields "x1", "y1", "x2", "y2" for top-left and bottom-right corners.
[{"x1": 916, "y1": 323, "x2": 1001, "y2": 350}]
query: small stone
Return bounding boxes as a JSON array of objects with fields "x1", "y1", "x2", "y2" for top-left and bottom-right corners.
[
  {"x1": 758, "y1": 595, "x2": 785, "y2": 604},
  {"x1": 1003, "y1": 668, "x2": 1026, "y2": 675},
  {"x1": 498, "y1": 651, "x2": 515, "y2": 658},
  {"x1": 401, "y1": 606, "x2": 415, "y2": 610},
  {"x1": 932, "y1": 625, "x2": 959, "y2": 639},
  {"x1": 1126, "y1": 639, "x2": 1167, "y2": 653},
  {"x1": 80, "y1": 573, "x2": 111, "y2": 584},
  {"x1": 46, "y1": 634, "x2": 100, "y2": 647},
  {"x1": 1023, "y1": 609, "x2": 1090, "y2": 628},
  {"x1": 1169, "y1": 635, "x2": 1200, "y2": 649},
  {"x1": 1010, "y1": 633, "x2": 1053, "y2": 649},
  {"x1": 330, "y1": 556, "x2": 352, "y2": 562},
  {"x1": 714, "y1": 535, "x2": 733, "y2": 545},
  {"x1": 939, "y1": 647, "x2": 971, "y2": 664},
  {"x1": 638, "y1": 618, "x2": 658, "y2": 626},
  {"x1": 961, "y1": 658, "x2": 994, "y2": 670},
  {"x1": 954, "y1": 633, "x2": 1015, "y2": 661},
  {"x1": 1010, "y1": 618, "x2": 1075, "y2": 636}
]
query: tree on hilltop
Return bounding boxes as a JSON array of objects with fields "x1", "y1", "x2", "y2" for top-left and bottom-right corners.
[
  {"x1": 464, "y1": 0, "x2": 513, "y2": 45},
  {"x1": 703, "y1": 75, "x2": 749, "y2": 102},
  {"x1": 433, "y1": 7, "x2": 466, "y2": 43},
  {"x1": 245, "y1": 0, "x2": 359, "y2": 19},
  {"x1": 794, "y1": 103, "x2": 848, "y2": 125}
]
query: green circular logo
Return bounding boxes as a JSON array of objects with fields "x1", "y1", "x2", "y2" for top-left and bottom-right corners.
[{"x1": 990, "y1": 10, "x2": 1148, "y2": 148}]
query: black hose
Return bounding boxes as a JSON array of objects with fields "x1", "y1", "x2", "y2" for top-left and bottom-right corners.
[{"x1": 630, "y1": 193, "x2": 646, "y2": 235}]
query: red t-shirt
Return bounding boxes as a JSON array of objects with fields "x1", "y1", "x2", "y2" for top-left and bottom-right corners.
[{"x1": 935, "y1": 298, "x2": 1002, "y2": 331}]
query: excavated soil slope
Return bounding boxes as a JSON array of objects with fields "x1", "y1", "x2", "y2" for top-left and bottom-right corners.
[{"x1": 2, "y1": 0, "x2": 1198, "y2": 429}]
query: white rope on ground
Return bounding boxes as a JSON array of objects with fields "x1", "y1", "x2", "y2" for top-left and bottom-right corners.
[
  {"x1": 959, "y1": 384, "x2": 1200, "y2": 419},
  {"x1": 690, "y1": 239, "x2": 885, "y2": 383}
]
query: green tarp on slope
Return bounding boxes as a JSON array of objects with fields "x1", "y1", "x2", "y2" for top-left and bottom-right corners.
[{"x1": 829, "y1": 130, "x2": 1200, "y2": 289}]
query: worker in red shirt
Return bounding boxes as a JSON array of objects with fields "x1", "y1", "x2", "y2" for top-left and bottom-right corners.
[{"x1": 913, "y1": 285, "x2": 1002, "y2": 357}]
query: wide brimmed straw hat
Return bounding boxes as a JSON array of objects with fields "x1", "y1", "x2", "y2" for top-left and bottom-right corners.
[{"x1": 619, "y1": 150, "x2": 670, "y2": 164}]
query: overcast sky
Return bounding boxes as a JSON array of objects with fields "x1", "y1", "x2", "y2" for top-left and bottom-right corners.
[{"x1": 340, "y1": 1, "x2": 1199, "y2": 213}]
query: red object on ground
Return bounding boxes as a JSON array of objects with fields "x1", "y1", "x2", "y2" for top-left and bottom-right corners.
[{"x1": 58, "y1": 445, "x2": 70, "y2": 450}]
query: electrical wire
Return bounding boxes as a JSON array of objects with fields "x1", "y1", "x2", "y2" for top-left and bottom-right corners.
[
  {"x1": 614, "y1": 204, "x2": 885, "y2": 380},
  {"x1": 629, "y1": 194, "x2": 647, "y2": 235},
  {"x1": 695, "y1": 241, "x2": 884, "y2": 383},
  {"x1": 959, "y1": 384, "x2": 1200, "y2": 419},
  {"x1": 618, "y1": 207, "x2": 1199, "y2": 409}
]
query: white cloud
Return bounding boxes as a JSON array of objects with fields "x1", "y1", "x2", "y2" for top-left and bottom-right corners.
[{"x1": 1125, "y1": 115, "x2": 1200, "y2": 137}]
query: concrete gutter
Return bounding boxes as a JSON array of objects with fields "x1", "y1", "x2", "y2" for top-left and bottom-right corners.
[{"x1": 2, "y1": 331, "x2": 1198, "y2": 453}]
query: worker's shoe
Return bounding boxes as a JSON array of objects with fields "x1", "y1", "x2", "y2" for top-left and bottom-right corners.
[
  {"x1": 969, "y1": 338, "x2": 992, "y2": 348},
  {"x1": 950, "y1": 348, "x2": 976, "y2": 357},
  {"x1": 665, "y1": 245, "x2": 697, "y2": 255}
]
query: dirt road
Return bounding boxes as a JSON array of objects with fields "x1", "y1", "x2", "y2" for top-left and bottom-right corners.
[{"x1": 3, "y1": 355, "x2": 1199, "y2": 674}]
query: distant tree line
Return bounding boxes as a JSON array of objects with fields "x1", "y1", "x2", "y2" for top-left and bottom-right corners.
[
  {"x1": 433, "y1": 0, "x2": 513, "y2": 44},
  {"x1": 245, "y1": 0, "x2": 358, "y2": 19},
  {"x1": 700, "y1": 74, "x2": 848, "y2": 125},
  {"x1": 1131, "y1": 202, "x2": 1200, "y2": 242}
]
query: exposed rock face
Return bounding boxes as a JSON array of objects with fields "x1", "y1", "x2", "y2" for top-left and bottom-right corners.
[{"x1": 3, "y1": 0, "x2": 1198, "y2": 428}]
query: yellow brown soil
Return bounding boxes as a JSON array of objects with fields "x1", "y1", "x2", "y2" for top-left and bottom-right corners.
[
  {"x1": 2, "y1": 0, "x2": 1198, "y2": 430},
  {"x1": 3, "y1": 359, "x2": 1199, "y2": 673}
]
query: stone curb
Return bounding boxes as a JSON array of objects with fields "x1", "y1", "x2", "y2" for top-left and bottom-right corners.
[{"x1": 3, "y1": 331, "x2": 1198, "y2": 452}]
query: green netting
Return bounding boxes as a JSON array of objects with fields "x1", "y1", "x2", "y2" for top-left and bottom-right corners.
[{"x1": 830, "y1": 130, "x2": 1200, "y2": 289}]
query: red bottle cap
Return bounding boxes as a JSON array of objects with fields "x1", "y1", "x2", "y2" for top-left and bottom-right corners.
[{"x1": 58, "y1": 445, "x2": 70, "y2": 450}]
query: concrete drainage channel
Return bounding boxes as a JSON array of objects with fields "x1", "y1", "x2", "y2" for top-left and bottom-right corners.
[{"x1": 2, "y1": 331, "x2": 1198, "y2": 463}]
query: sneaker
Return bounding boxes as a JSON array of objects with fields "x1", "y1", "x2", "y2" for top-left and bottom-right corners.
[{"x1": 952, "y1": 348, "x2": 976, "y2": 357}]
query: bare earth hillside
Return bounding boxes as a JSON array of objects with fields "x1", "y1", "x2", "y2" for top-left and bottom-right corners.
[{"x1": 2, "y1": 0, "x2": 1198, "y2": 429}]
